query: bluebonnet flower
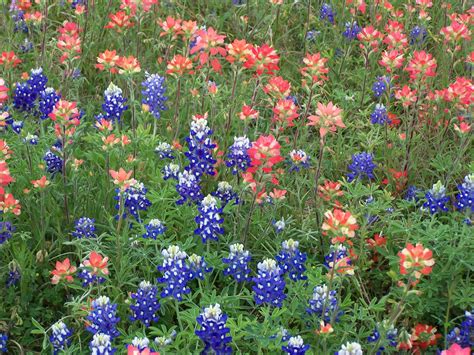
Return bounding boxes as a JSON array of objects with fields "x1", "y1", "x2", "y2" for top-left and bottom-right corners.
[
  {"x1": 343, "y1": 21, "x2": 361, "y2": 41},
  {"x1": 307, "y1": 284, "x2": 341, "y2": 322},
  {"x1": 11, "y1": 120, "x2": 23, "y2": 134},
  {"x1": 370, "y1": 104, "x2": 390, "y2": 125},
  {"x1": 337, "y1": 342, "x2": 363, "y2": 355},
  {"x1": 288, "y1": 149, "x2": 311, "y2": 172},
  {"x1": 157, "y1": 245, "x2": 193, "y2": 301},
  {"x1": 20, "y1": 38, "x2": 33, "y2": 53},
  {"x1": 154, "y1": 330, "x2": 177, "y2": 348},
  {"x1": 271, "y1": 327, "x2": 291, "y2": 342},
  {"x1": 78, "y1": 265, "x2": 107, "y2": 287},
  {"x1": 129, "y1": 337, "x2": 157, "y2": 352},
  {"x1": 28, "y1": 68, "x2": 48, "y2": 99},
  {"x1": 24, "y1": 133, "x2": 39, "y2": 145},
  {"x1": 222, "y1": 243, "x2": 252, "y2": 283},
  {"x1": 324, "y1": 245, "x2": 353, "y2": 276},
  {"x1": 232, "y1": 0, "x2": 245, "y2": 5},
  {"x1": 347, "y1": 152, "x2": 377, "y2": 182},
  {"x1": 447, "y1": 310, "x2": 474, "y2": 348},
  {"x1": 39, "y1": 88, "x2": 61, "y2": 120},
  {"x1": 115, "y1": 182, "x2": 151, "y2": 222},
  {"x1": 13, "y1": 82, "x2": 36, "y2": 112},
  {"x1": 176, "y1": 170, "x2": 203, "y2": 205},
  {"x1": 282, "y1": 335, "x2": 310, "y2": 354},
  {"x1": 372, "y1": 76, "x2": 389, "y2": 99},
  {"x1": 404, "y1": 185, "x2": 420, "y2": 201},
  {"x1": 89, "y1": 333, "x2": 116, "y2": 355},
  {"x1": 386, "y1": 328, "x2": 398, "y2": 348},
  {"x1": 194, "y1": 195, "x2": 224, "y2": 243},
  {"x1": 102, "y1": 83, "x2": 128, "y2": 123},
  {"x1": 252, "y1": 258, "x2": 287, "y2": 307},
  {"x1": 50, "y1": 321, "x2": 73, "y2": 354},
  {"x1": 155, "y1": 142, "x2": 174, "y2": 160},
  {"x1": 0, "y1": 222, "x2": 15, "y2": 245},
  {"x1": 320, "y1": 3, "x2": 335, "y2": 24},
  {"x1": 142, "y1": 73, "x2": 168, "y2": 119},
  {"x1": 162, "y1": 163, "x2": 180, "y2": 181},
  {"x1": 225, "y1": 136, "x2": 251, "y2": 175},
  {"x1": 43, "y1": 150, "x2": 63, "y2": 176},
  {"x1": 305, "y1": 30, "x2": 321, "y2": 41},
  {"x1": 70, "y1": 0, "x2": 85, "y2": 9},
  {"x1": 130, "y1": 281, "x2": 160, "y2": 327},
  {"x1": 12, "y1": 10, "x2": 28, "y2": 33},
  {"x1": 423, "y1": 180, "x2": 450, "y2": 214},
  {"x1": 276, "y1": 239, "x2": 307, "y2": 281},
  {"x1": 367, "y1": 328, "x2": 380, "y2": 343},
  {"x1": 455, "y1": 174, "x2": 474, "y2": 212},
  {"x1": 6, "y1": 267, "x2": 20, "y2": 288},
  {"x1": 188, "y1": 254, "x2": 213, "y2": 280},
  {"x1": 273, "y1": 218, "x2": 286, "y2": 233},
  {"x1": 185, "y1": 118, "x2": 216, "y2": 177},
  {"x1": 0, "y1": 333, "x2": 7, "y2": 353},
  {"x1": 212, "y1": 181, "x2": 239, "y2": 207},
  {"x1": 86, "y1": 296, "x2": 120, "y2": 339},
  {"x1": 195, "y1": 304, "x2": 232, "y2": 355},
  {"x1": 142, "y1": 219, "x2": 166, "y2": 239},
  {"x1": 410, "y1": 25, "x2": 427, "y2": 46},
  {"x1": 71, "y1": 68, "x2": 81, "y2": 79},
  {"x1": 72, "y1": 217, "x2": 96, "y2": 238}
]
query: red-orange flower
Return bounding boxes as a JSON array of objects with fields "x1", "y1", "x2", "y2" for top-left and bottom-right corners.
[
  {"x1": 247, "y1": 135, "x2": 284, "y2": 173},
  {"x1": 51, "y1": 258, "x2": 77, "y2": 284},
  {"x1": 96, "y1": 50, "x2": 120, "y2": 74},
  {"x1": 105, "y1": 11, "x2": 135, "y2": 32},
  {"x1": 300, "y1": 53, "x2": 329, "y2": 86},
  {"x1": 322, "y1": 208, "x2": 359, "y2": 244},
  {"x1": 226, "y1": 39, "x2": 252, "y2": 64},
  {"x1": 307, "y1": 102, "x2": 345, "y2": 138},
  {"x1": 244, "y1": 44, "x2": 280, "y2": 76},
  {"x1": 109, "y1": 168, "x2": 134, "y2": 189},
  {"x1": 0, "y1": 51, "x2": 22, "y2": 68},
  {"x1": 405, "y1": 50, "x2": 437, "y2": 81},
  {"x1": 31, "y1": 176, "x2": 50, "y2": 189},
  {"x1": 398, "y1": 243, "x2": 434, "y2": 279},
  {"x1": 117, "y1": 56, "x2": 141, "y2": 75},
  {"x1": 411, "y1": 324, "x2": 441, "y2": 351},
  {"x1": 82, "y1": 251, "x2": 109, "y2": 278},
  {"x1": 166, "y1": 55, "x2": 193, "y2": 76},
  {"x1": 0, "y1": 78, "x2": 8, "y2": 105}
]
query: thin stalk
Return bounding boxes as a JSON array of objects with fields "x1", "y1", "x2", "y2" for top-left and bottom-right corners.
[{"x1": 172, "y1": 78, "x2": 182, "y2": 140}]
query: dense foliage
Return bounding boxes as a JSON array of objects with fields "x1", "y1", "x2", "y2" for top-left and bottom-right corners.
[{"x1": 0, "y1": 0, "x2": 473, "y2": 354}]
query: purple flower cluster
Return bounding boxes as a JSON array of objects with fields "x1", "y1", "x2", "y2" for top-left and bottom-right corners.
[
  {"x1": 89, "y1": 333, "x2": 116, "y2": 355},
  {"x1": 252, "y1": 258, "x2": 287, "y2": 308},
  {"x1": 176, "y1": 170, "x2": 203, "y2": 205},
  {"x1": 195, "y1": 304, "x2": 232, "y2": 354},
  {"x1": 423, "y1": 181, "x2": 450, "y2": 214},
  {"x1": 320, "y1": 3, "x2": 335, "y2": 24},
  {"x1": 72, "y1": 217, "x2": 96, "y2": 238},
  {"x1": 115, "y1": 182, "x2": 151, "y2": 222},
  {"x1": 155, "y1": 142, "x2": 174, "y2": 160},
  {"x1": 347, "y1": 152, "x2": 377, "y2": 182},
  {"x1": 455, "y1": 174, "x2": 473, "y2": 212},
  {"x1": 86, "y1": 296, "x2": 121, "y2": 339},
  {"x1": 307, "y1": 284, "x2": 341, "y2": 322},
  {"x1": 447, "y1": 310, "x2": 474, "y2": 349},
  {"x1": 343, "y1": 21, "x2": 361, "y2": 41},
  {"x1": 372, "y1": 77, "x2": 390, "y2": 99},
  {"x1": 288, "y1": 149, "x2": 311, "y2": 172},
  {"x1": 276, "y1": 239, "x2": 307, "y2": 282},
  {"x1": 141, "y1": 73, "x2": 168, "y2": 119},
  {"x1": 43, "y1": 150, "x2": 63, "y2": 176},
  {"x1": 130, "y1": 281, "x2": 160, "y2": 327},
  {"x1": 142, "y1": 219, "x2": 166, "y2": 239},
  {"x1": 101, "y1": 83, "x2": 128, "y2": 123},
  {"x1": 212, "y1": 181, "x2": 239, "y2": 207},
  {"x1": 163, "y1": 163, "x2": 180, "y2": 181},
  {"x1": 194, "y1": 195, "x2": 224, "y2": 243},
  {"x1": 157, "y1": 245, "x2": 193, "y2": 301},
  {"x1": 222, "y1": 243, "x2": 252, "y2": 283},
  {"x1": 39, "y1": 88, "x2": 61, "y2": 120},
  {"x1": 185, "y1": 118, "x2": 216, "y2": 177},
  {"x1": 50, "y1": 321, "x2": 73, "y2": 355},
  {"x1": 282, "y1": 335, "x2": 310, "y2": 355},
  {"x1": 225, "y1": 136, "x2": 251, "y2": 175},
  {"x1": 0, "y1": 222, "x2": 14, "y2": 245},
  {"x1": 370, "y1": 104, "x2": 390, "y2": 125}
]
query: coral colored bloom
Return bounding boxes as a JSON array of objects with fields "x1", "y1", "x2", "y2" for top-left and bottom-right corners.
[
  {"x1": 247, "y1": 135, "x2": 284, "y2": 173},
  {"x1": 272, "y1": 99, "x2": 299, "y2": 127},
  {"x1": 104, "y1": 11, "x2": 134, "y2": 32},
  {"x1": 244, "y1": 44, "x2": 280, "y2": 76},
  {"x1": 357, "y1": 26, "x2": 382, "y2": 48},
  {"x1": 441, "y1": 343, "x2": 471, "y2": 355},
  {"x1": 263, "y1": 76, "x2": 291, "y2": 99},
  {"x1": 109, "y1": 168, "x2": 133, "y2": 189},
  {"x1": 0, "y1": 51, "x2": 21, "y2": 68},
  {"x1": 117, "y1": 56, "x2": 141, "y2": 75},
  {"x1": 307, "y1": 102, "x2": 345, "y2": 138},
  {"x1": 0, "y1": 78, "x2": 8, "y2": 105},
  {"x1": 0, "y1": 191, "x2": 21, "y2": 215},
  {"x1": 440, "y1": 21, "x2": 471, "y2": 45},
  {"x1": 31, "y1": 176, "x2": 50, "y2": 189},
  {"x1": 322, "y1": 208, "x2": 359, "y2": 244},
  {"x1": 226, "y1": 39, "x2": 252, "y2": 64},
  {"x1": 83, "y1": 252, "x2": 109, "y2": 276},
  {"x1": 166, "y1": 55, "x2": 193, "y2": 76},
  {"x1": 318, "y1": 180, "x2": 344, "y2": 202},
  {"x1": 239, "y1": 105, "x2": 259, "y2": 121},
  {"x1": 51, "y1": 258, "x2": 77, "y2": 284},
  {"x1": 158, "y1": 16, "x2": 182, "y2": 38},
  {"x1": 300, "y1": 52, "x2": 329, "y2": 86},
  {"x1": 398, "y1": 243, "x2": 435, "y2": 279},
  {"x1": 395, "y1": 85, "x2": 418, "y2": 107},
  {"x1": 379, "y1": 50, "x2": 404, "y2": 72},
  {"x1": 411, "y1": 324, "x2": 441, "y2": 350},
  {"x1": 405, "y1": 51, "x2": 437, "y2": 81},
  {"x1": 96, "y1": 50, "x2": 119, "y2": 74},
  {"x1": 127, "y1": 344, "x2": 159, "y2": 355},
  {"x1": 316, "y1": 321, "x2": 334, "y2": 334}
]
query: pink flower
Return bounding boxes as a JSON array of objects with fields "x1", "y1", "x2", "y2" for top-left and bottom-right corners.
[
  {"x1": 307, "y1": 102, "x2": 345, "y2": 138},
  {"x1": 51, "y1": 258, "x2": 77, "y2": 284},
  {"x1": 441, "y1": 343, "x2": 471, "y2": 355}
]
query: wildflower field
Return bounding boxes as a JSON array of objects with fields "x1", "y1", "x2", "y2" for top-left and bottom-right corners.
[{"x1": 0, "y1": 0, "x2": 473, "y2": 353}]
